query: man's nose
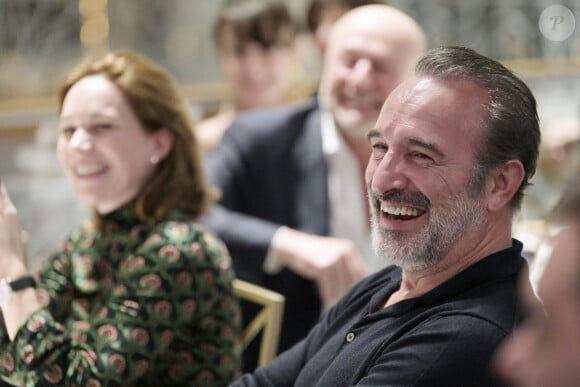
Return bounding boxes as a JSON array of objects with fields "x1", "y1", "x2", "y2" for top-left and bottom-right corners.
[
  {"x1": 352, "y1": 59, "x2": 372, "y2": 82},
  {"x1": 346, "y1": 59, "x2": 373, "y2": 97},
  {"x1": 241, "y1": 45, "x2": 269, "y2": 77},
  {"x1": 369, "y1": 152, "x2": 408, "y2": 194}
]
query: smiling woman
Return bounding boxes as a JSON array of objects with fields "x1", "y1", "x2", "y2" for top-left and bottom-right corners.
[
  {"x1": 0, "y1": 50, "x2": 243, "y2": 386},
  {"x1": 58, "y1": 74, "x2": 167, "y2": 215}
]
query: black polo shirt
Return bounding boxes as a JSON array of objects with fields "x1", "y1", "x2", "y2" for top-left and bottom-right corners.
[{"x1": 234, "y1": 240, "x2": 524, "y2": 386}]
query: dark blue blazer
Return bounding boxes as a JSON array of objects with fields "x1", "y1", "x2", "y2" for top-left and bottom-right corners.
[{"x1": 202, "y1": 98, "x2": 328, "y2": 367}]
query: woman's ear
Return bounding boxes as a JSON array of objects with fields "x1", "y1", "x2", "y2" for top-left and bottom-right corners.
[
  {"x1": 153, "y1": 128, "x2": 175, "y2": 162},
  {"x1": 486, "y1": 160, "x2": 525, "y2": 212}
]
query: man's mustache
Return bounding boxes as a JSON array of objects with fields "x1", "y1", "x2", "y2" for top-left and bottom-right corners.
[{"x1": 370, "y1": 189, "x2": 431, "y2": 209}]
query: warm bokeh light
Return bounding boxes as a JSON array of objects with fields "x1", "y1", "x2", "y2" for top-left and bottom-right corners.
[
  {"x1": 79, "y1": 0, "x2": 108, "y2": 19},
  {"x1": 79, "y1": 0, "x2": 109, "y2": 47},
  {"x1": 80, "y1": 13, "x2": 109, "y2": 46}
]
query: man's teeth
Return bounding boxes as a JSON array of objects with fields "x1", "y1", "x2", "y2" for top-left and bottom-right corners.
[{"x1": 381, "y1": 204, "x2": 421, "y2": 217}]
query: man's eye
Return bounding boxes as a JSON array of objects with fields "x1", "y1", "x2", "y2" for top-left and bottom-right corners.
[
  {"x1": 233, "y1": 45, "x2": 246, "y2": 57},
  {"x1": 412, "y1": 152, "x2": 432, "y2": 160},
  {"x1": 371, "y1": 142, "x2": 387, "y2": 151}
]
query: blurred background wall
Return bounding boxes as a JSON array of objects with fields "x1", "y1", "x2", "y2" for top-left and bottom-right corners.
[{"x1": 1, "y1": 0, "x2": 579, "y2": 270}]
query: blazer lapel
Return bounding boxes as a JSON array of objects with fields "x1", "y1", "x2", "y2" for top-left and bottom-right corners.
[{"x1": 292, "y1": 107, "x2": 329, "y2": 235}]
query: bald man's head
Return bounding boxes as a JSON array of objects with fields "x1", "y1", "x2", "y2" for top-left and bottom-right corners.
[
  {"x1": 328, "y1": 5, "x2": 426, "y2": 71},
  {"x1": 318, "y1": 4, "x2": 426, "y2": 139}
]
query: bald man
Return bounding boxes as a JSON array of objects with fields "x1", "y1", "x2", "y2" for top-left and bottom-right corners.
[{"x1": 201, "y1": 4, "x2": 426, "y2": 371}]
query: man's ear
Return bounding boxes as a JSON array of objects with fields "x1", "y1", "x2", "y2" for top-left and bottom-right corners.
[
  {"x1": 486, "y1": 160, "x2": 525, "y2": 212},
  {"x1": 153, "y1": 128, "x2": 175, "y2": 161}
]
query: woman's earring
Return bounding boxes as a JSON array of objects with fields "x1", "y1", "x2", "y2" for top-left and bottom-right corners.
[{"x1": 150, "y1": 154, "x2": 160, "y2": 164}]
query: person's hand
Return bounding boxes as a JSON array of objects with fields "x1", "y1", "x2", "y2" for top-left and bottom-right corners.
[
  {"x1": 0, "y1": 180, "x2": 26, "y2": 278},
  {"x1": 272, "y1": 227, "x2": 368, "y2": 306}
]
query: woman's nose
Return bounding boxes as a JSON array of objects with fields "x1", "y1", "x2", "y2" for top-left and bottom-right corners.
[{"x1": 69, "y1": 129, "x2": 93, "y2": 150}]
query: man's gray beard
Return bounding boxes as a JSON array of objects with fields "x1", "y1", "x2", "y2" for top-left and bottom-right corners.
[{"x1": 371, "y1": 190, "x2": 487, "y2": 272}]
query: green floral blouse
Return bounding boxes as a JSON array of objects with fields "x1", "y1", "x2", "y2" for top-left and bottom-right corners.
[{"x1": 0, "y1": 206, "x2": 243, "y2": 386}]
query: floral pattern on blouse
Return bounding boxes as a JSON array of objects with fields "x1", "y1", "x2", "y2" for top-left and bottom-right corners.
[{"x1": 0, "y1": 206, "x2": 243, "y2": 386}]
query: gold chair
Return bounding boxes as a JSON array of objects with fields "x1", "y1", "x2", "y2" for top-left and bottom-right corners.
[{"x1": 232, "y1": 279, "x2": 285, "y2": 367}]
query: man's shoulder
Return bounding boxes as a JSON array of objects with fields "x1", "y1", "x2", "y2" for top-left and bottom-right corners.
[
  {"x1": 216, "y1": 98, "x2": 321, "y2": 157},
  {"x1": 230, "y1": 98, "x2": 319, "y2": 135},
  {"x1": 427, "y1": 260, "x2": 524, "y2": 336}
]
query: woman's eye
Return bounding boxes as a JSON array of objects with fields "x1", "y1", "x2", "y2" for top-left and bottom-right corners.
[
  {"x1": 88, "y1": 123, "x2": 113, "y2": 135},
  {"x1": 94, "y1": 123, "x2": 112, "y2": 130},
  {"x1": 59, "y1": 127, "x2": 75, "y2": 137}
]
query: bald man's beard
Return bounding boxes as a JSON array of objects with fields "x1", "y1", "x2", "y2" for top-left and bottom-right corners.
[{"x1": 370, "y1": 188, "x2": 487, "y2": 272}]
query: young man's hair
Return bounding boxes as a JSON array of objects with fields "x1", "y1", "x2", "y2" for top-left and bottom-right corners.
[{"x1": 214, "y1": 0, "x2": 295, "y2": 50}]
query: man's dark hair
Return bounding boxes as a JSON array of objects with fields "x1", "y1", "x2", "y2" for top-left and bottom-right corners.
[
  {"x1": 416, "y1": 46, "x2": 541, "y2": 209},
  {"x1": 214, "y1": 0, "x2": 295, "y2": 50}
]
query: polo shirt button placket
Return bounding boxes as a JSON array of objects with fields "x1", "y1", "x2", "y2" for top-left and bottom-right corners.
[{"x1": 346, "y1": 332, "x2": 355, "y2": 343}]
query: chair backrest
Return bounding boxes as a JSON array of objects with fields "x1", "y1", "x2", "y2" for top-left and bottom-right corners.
[{"x1": 232, "y1": 279, "x2": 285, "y2": 367}]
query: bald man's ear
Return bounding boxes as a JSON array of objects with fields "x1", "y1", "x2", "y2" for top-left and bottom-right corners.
[{"x1": 486, "y1": 160, "x2": 525, "y2": 212}]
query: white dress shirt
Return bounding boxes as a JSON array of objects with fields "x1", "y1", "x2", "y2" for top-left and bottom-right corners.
[
  {"x1": 264, "y1": 110, "x2": 385, "y2": 274},
  {"x1": 321, "y1": 111, "x2": 384, "y2": 273}
]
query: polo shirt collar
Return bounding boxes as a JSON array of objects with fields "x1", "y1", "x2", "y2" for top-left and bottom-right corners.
[
  {"x1": 367, "y1": 239, "x2": 525, "y2": 312},
  {"x1": 420, "y1": 239, "x2": 525, "y2": 305}
]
